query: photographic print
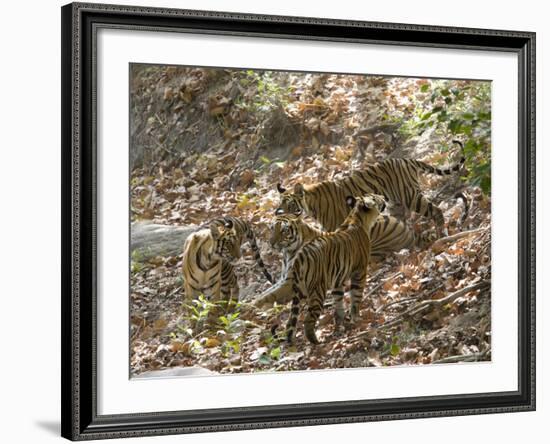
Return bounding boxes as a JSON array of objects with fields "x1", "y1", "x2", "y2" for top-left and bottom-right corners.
[{"x1": 129, "y1": 64, "x2": 491, "y2": 378}]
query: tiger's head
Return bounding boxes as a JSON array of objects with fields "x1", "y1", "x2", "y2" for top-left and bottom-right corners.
[
  {"x1": 269, "y1": 214, "x2": 302, "y2": 251},
  {"x1": 344, "y1": 194, "x2": 386, "y2": 231},
  {"x1": 209, "y1": 219, "x2": 241, "y2": 261},
  {"x1": 275, "y1": 183, "x2": 306, "y2": 217}
]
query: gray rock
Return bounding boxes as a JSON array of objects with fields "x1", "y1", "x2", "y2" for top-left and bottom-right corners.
[{"x1": 131, "y1": 221, "x2": 198, "y2": 260}]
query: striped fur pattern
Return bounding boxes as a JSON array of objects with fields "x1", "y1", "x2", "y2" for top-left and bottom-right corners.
[
  {"x1": 270, "y1": 213, "x2": 434, "y2": 272},
  {"x1": 182, "y1": 217, "x2": 273, "y2": 306},
  {"x1": 258, "y1": 213, "x2": 434, "y2": 312},
  {"x1": 182, "y1": 220, "x2": 241, "y2": 305},
  {"x1": 214, "y1": 216, "x2": 273, "y2": 284},
  {"x1": 269, "y1": 214, "x2": 323, "y2": 278},
  {"x1": 276, "y1": 142, "x2": 464, "y2": 231},
  {"x1": 369, "y1": 215, "x2": 436, "y2": 260},
  {"x1": 279, "y1": 194, "x2": 385, "y2": 345}
]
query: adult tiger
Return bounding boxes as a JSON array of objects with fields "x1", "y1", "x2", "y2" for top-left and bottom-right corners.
[
  {"x1": 256, "y1": 213, "x2": 434, "y2": 309},
  {"x1": 269, "y1": 194, "x2": 385, "y2": 345},
  {"x1": 276, "y1": 141, "x2": 464, "y2": 232},
  {"x1": 182, "y1": 217, "x2": 273, "y2": 307}
]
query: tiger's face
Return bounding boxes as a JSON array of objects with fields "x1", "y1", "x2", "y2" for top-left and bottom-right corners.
[
  {"x1": 275, "y1": 183, "x2": 306, "y2": 217},
  {"x1": 345, "y1": 194, "x2": 386, "y2": 230},
  {"x1": 269, "y1": 215, "x2": 301, "y2": 251},
  {"x1": 210, "y1": 220, "x2": 241, "y2": 261}
]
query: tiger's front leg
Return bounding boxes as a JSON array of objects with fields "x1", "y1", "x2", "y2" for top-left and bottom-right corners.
[
  {"x1": 304, "y1": 290, "x2": 325, "y2": 345},
  {"x1": 220, "y1": 260, "x2": 239, "y2": 312},
  {"x1": 331, "y1": 285, "x2": 346, "y2": 330},
  {"x1": 183, "y1": 280, "x2": 199, "y2": 303},
  {"x1": 285, "y1": 295, "x2": 301, "y2": 344},
  {"x1": 349, "y1": 271, "x2": 367, "y2": 325},
  {"x1": 205, "y1": 270, "x2": 223, "y2": 327}
]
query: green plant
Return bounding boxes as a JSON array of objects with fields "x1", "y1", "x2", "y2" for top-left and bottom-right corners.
[
  {"x1": 241, "y1": 70, "x2": 294, "y2": 114},
  {"x1": 218, "y1": 303, "x2": 244, "y2": 357},
  {"x1": 402, "y1": 80, "x2": 492, "y2": 194},
  {"x1": 130, "y1": 248, "x2": 149, "y2": 273},
  {"x1": 182, "y1": 294, "x2": 221, "y2": 327},
  {"x1": 218, "y1": 309, "x2": 241, "y2": 334}
]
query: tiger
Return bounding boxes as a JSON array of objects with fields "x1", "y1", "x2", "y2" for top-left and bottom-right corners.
[
  {"x1": 275, "y1": 141, "x2": 464, "y2": 232},
  {"x1": 182, "y1": 219, "x2": 241, "y2": 306},
  {"x1": 257, "y1": 213, "x2": 434, "y2": 309},
  {"x1": 182, "y1": 216, "x2": 273, "y2": 307},
  {"x1": 270, "y1": 213, "x2": 435, "y2": 272},
  {"x1": 215, "y1": 216, "x2": 274, "y2": 284},
  {"x1": 266, "y1": 194, "x2": 385, "y2": 345},
  {"x1": 369, "y1": 214, "x2": 436, "y2": 260}
]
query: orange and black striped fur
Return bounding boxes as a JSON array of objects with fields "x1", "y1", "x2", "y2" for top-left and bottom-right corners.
[
  {"x1": 269, "y1": 214, "x2": 323, "y2": 278},
  {"x1": 369, "y1": 215, "x2": 436, "y2": 260},
  {"x1": 257, "y1": 213, "x2": 434, "y2": 310},
  {"x1": 182, "y1": 219, "x2": 241, "y2": 305},
  {"x1": 271, "y1": 194, "x2": 385, "y2": 344},
  {"x1": 270, "y1": 213, "x2": 434, "y2": 272},
  {"x1": 182, "y1": 217, "x2": 273, "y2": 306},
  {"x1": 276, "y1": 142, "x2": 464, "y2": 232},
  {"x1": 216, "y1": 216, "x2": 273, "y2": 284}
]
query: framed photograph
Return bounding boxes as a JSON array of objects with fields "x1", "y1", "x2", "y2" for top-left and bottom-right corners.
[{"x1": 61, "y1": 2, "x2": 535, "y2": 440}]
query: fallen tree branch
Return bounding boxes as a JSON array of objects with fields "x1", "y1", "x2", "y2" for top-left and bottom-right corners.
[
  {"x1": 366, "y1": 267, "x2": 389, "y2": 284},
  {"x1": 378, "y1": 280, "x2": 490, "y2": 330},
  {"x1": 365, "y1": 271, "x2": 402, "y2": 299},
  {"x1": 375, "y1": 283, "x2": 444, "y2": 314},
  {"x1": 375, "y1": 295, "x2": 419, "y2": 313},
  {"x1": 430, "y1": 227, "x2": 486, "y2": 251}
]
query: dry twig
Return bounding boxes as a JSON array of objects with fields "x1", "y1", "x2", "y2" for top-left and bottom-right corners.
[
  {"x1": 378, "y1": 280, "x2": 490, "y2": 330},
  {"x1": 375, "y1": 283, "x2": 445, "y2": 314}
]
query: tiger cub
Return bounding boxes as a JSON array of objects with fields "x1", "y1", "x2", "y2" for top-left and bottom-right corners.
[
  {"x1": 273, "y1": 194, "x2": 385, "y2": 344},
  {"x1": 182, "y1": 217, "x2": 273, "y2": 307},
  {"x1": 369, "y1": 215, "x2": 436, "y2": 260},
  {"x1": 182, "y1": 219, "x2": 241, "y2": 306},
  {"x1": 276, "y1": 142, "x2": 464, "y2": 232},
  {"x1": 259, "y1": 213, "x2": 433, "y2": 314},
  {"x1": 270, "y1": 213, "x2": 434, "y2": 273},
  {"x1": 216, "y1": 216, "x2": 273, "y2": 284}
]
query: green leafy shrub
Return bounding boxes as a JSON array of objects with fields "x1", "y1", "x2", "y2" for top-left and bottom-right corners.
[{"x1": 404, "y1": 81, "x2": 492, "y2": 194}]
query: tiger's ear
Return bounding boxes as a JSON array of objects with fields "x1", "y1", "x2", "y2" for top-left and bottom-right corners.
[
  {"x1": 276, "y1": 183, "x2": 286, "y2": 193},
  {"x1": 209, "y1": 223, "x2": 221, "y2": 239},
  {"x1": 294, "y1": 183, "x2": 305, "y2": 196},
  {"x1": 375, "y1": 195, "x2": 386, "y2": 212},
  {"x1": 346, "y1": 195, "x2": 357, "y2": 208}
]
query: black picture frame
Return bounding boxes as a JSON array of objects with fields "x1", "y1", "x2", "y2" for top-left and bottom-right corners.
[{"x1": 61, "y1": 2, "x2": 536, "y2": 440}]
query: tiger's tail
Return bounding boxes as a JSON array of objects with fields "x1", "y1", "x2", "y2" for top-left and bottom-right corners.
[
  {"x1": 454, "y1": 190, "x2": 470, "y2": 225},
  {"x1": 415, "y1": 140, "x2": 466, "y2": 176},
  {"x1": 268, "y1": 271, "x2": 307, "y2": 344},
  {"x1": 221, "y1": 216, "x2": 274, "y2": 284},
  {"x1": 246, "y1": 230, "x2": 274, "y2": 284}
]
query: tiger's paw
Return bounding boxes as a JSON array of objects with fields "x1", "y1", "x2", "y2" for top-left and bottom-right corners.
[{"x1": 304, "y1": 329, "x2": 320, "y2": 345}]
